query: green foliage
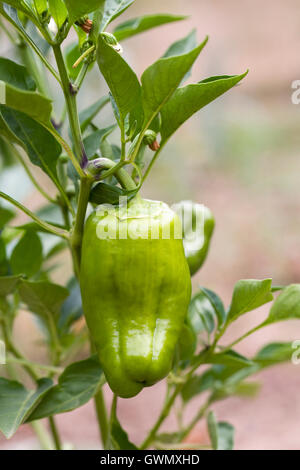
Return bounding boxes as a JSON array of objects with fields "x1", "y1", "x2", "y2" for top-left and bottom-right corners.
[
  {"x1": 10, "y1": 231, "x2": 43, "y2": 277},
  {"x1": 110, "y1": 416, "x2": 138, "y2": 450},
  {"x1": 227, "y1": 278, "x2": 273, "y2": 323},
  {"x1": 0, "y1": 0, "x2": 296, "y2": 452},
  {"x1": 83, "y1": 124, "x2": 116, "y2": 158},
  {"x1": 141, "y1": 39, "x2": 207, "y2": 127},
  {"x1": 0, "y1": 377, "x2": 52, "y2": 438},
  {"x1": 89, "y1": 182, "x2": 134, "y2": 205},
  {"x1": 27, "y1": 356, "x2": 103, "y2": 420},
  {"x1": 0, "y1": 107, "x2": 62, "y2": 185},
  {"x1": 113, "y1": 13, "x2": 186, "y2": 41},
  {"x1": 163, "y1": 29, "x2": 197, "y2": 58},
  {"x1": 255, "y1": 342, "x2": 293, "y2": 368},
  {"x1": 266, "y1": 284, "x2": 300, "y2": 323},
  {"x1": 48, "y1": 0, "x2": 67, "y2": 28},
  {"x1": 65, "y1": 0, "x2": 105, "y2": 24},
  {"x1": 100, "y1": 0, "x2": 136, "y2": 31},
  {"x1": 79, "y1": 96, "x2": 109, "y2": 132},
  {"x1": 0, "y1": 83, "x2": 52, "y2": 124},
  {"x1": 0, "y1": 275, "x2": 23, "y2": 296},
  {"x1": 161, "y1": 73, "x2": 248, "y2": 143},
  {"x1": 0, "y1": 58, "x2": 36, "y2": 91},
  {"x1": 215, "y1": 422, "x2": 235, "y2": 450},
  {"x1": 97, "y1": 33, "x2": 142, "y2": 128}
]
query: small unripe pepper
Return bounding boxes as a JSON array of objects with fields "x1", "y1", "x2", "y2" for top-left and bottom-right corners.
[
  {"x1": 174, "y1": 201, "x2": 215, "y2": 276},
  {"x1": 80, "y1": 197, "x2": 191, "y2": 398}
]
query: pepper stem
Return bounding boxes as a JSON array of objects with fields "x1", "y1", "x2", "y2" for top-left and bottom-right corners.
[{"x1": 87, "y1": 158, "x2": 137, "y2": 191}]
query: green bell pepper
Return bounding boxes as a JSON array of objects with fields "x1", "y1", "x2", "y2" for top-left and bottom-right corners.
[
  {"x1": 80, "y1": 197, "x2": 191, "y2": 398},
  {"x1": 174, "y1": 200, "x2": 215, "y2": 276}
]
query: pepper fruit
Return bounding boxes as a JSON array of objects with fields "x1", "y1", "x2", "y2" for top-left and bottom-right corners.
[
  {"x1": 174, "y1": 201, "x2": 215, "y2": 276},
  {"x1": 80, "y1": 197, "x2": 191, "y2": 398}
]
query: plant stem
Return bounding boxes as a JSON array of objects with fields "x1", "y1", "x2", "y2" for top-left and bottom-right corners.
[
  {"x1": 52, "y1": 44, "x2": 85, "y2": 165},
  {"x1": 89, "y1": 338, "x2": 109, "y2": 449},
  {"x1": 70, "y1": 177, "x2": 92, "y2": 276},
  {"x1": 44, "y1": 124, "x2": 84, "y2": 178},
  {"x1": 140, "y1": 384, "x2": 182, "y2": 450},
  {"x1": 155, "y1": 442, "x2": 211, "y2": 450},
  {"x1": 179, "y1": 398, "x2": 212, "y2": 441},
  {"x1": 89, "y1": 158, "x2": 137, "y2": 191},
  {"x1": 72, "y1": 46, "x2": 95, "y2": 69},
  {"x1": 0, "y1": 191, "x2": 69, "y2": 240},
  {"x1": 141, "y1": 348, "x2": 211, "y2": 449},
  {"x1": 1, "y1": 8, "x2": 60, "y2": 83},
  {"x1": 31, "y1": 421, "x2": 55, "y2": 450},
  {"x1": 94, "y1": 388, "x2": 109, "y2": 448},
  {"x1": 224, "y1": 322, "x2": 267, "y2": 352},
  {"x1": 74, "y1": 62, "x2": 90, "y2": 90},
  {"x1": 49, "y1": 416, "x2": 62, "y2": 450},
  {"x1": 0, "y1": 293, "x2": 63, "y2": 450},
  {"x1": 142, "y1": 144, "x2": 164, "y2": 184},
  {"x1": 0, "y1": 319, "x2": 38, "y2": 382},
  {"x1": 6, "y1": 355, "x2": 63, "y2": 375},
  {"x1": 18, "y1": 39, "x2": 51, "y2": 98}
]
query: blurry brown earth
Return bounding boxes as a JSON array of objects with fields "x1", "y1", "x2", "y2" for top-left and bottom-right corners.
[{"x1": 1, "y1": 0, "x2": 300, "y2": 450}]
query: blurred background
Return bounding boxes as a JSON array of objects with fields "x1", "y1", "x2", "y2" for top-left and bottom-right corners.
[{"x1": 1, "y1": 0, "x2": 300, "y2": 450}]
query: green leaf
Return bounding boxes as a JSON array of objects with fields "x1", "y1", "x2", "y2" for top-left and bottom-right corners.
[
  {"x1": 161, "y1": 72, "x2": 248, "y2": 142},
  {"x1": 0, "y1": 206, "x2": 15, "y2": 228},
  {"x1": 0, "y1": 275, "x2": 23, "y2": 296},
  {"x1": 64, "y1": 42, "x2": 83, "y2": 80},
  {"x1": 141, "y1": 38, "x2": 208, "y2": 127},
  {"x1": 101, "y1": 0, "x2": 135, "y2": 31},
  {"x1": 48, "y1": 0, "x2": 68, "y2": 29},
  {"x1": 18, "y1": 279, "x2": 69, "y2": 321},
  {"x1": 255, "y1": 342, "x2": 293, "y2": 368},
  {"x1": 58, "y1": 277, "x2": 83, "y2": 334},
  {"x1": 0, "y1": 107, "x2": 62, "y2": 185},
  {"x1": 207, "y1": 350, "x2": 254, "y2": 368},
  {"x1": 155, "y1": 432, "x2": 182, "y2": 445},
  {"x1": 83, "y1": 124, "x2": 116, "y2": 158},
  {"x1": 10, "y1": 231, "x2": 43, "y2": 277},
  {"x1": 0, "y1": 377, "x2": 53, "y2": 438},
  {"x1": 65, "y1": 0, "x2": 105, "y2": 24},
  {"x1": 178, "y1": 324, "x2": 197, "y2": 362},
  {"x1": 181, "y1": 364, "x2": 259, "y2": 403},
  {"x1": 207, "y1": 411, "x2": 218, "y2": 450},
  {"x1": 2, "y1": 0, "x2": 37, "y2": 23},
  {"x1": 111, "y1": 416, "x2": 138, "y2": 450},
  {"x1": 33, "y1": 0, "x2": 48, "y2": 17},
  {"x1": 217, "y1": 422, "x2": 235, "y2": 450},
  {"x1": 0, "y1": 136, "x2": 16, "y2": 168},
  {"x1": 89, "y1": 182, "x2": 131, "y2": 205},
  {"x1": 0, "y1": 81, "x2": 52, "y2": 124},
  {"x1": 79, "y1": 96, "x2": 110, "y2": 132},
  {"x1": 113, "y1": 13, "x2": 186, "y2": 41},
  {"x1": 163, "y1": 30, "x2": 198, "y2": 86},
  {"x1": 27, "y1": 356, "x2": 103, "y2": 420},
  {"x1": 0, "y1": 58, "x2": 36, "y2": 91},
  {"x1": 199, "y1": 287, "x2": 226, "y2": 327},
  {"x1": 267, "y1": 284, "x2": 300, "y2": 324},
  {"x1": 232, "y1": 381, "x2": 261, "y2": 398},
  {"x1": 0, "y1": 114, "x2": 23, "y2": 146},
  {"x1": 163, "y1": 29, "x2": 197, "y2": 58},
  {"x1": 227, "y1": 278, "x2": 273, "y2": 323},
  {"x1": 0, "y1": 241, "x2": 8, "y2": 276},
  {"x1": 188, "y1": 290, "x2": 216, "y2": 334},
  {"x1": 97, "y1": 34, "x2": 142, "y2": 127}
]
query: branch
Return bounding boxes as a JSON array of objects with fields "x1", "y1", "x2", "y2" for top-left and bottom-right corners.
[{"x1": 0, "y1": 191, "x2": 69, "y2": 239}]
